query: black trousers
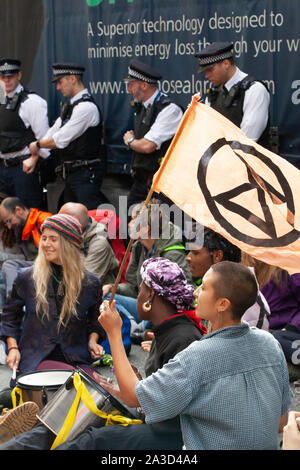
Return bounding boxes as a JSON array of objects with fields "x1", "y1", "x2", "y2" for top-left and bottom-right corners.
[
  {"x1": 271, "y1": 328, "x2": 300, "y2": 365},
  {"x1": 127, "y1": 178, "x2": 150, "y2": 214},
  {"x1": 0, "y1": 421, "x2": 183, "y2": 451},
  {"x1": 0, "y1": 161, "x2": 43, "y2": 209},
  {"x1": 62, "y1": 164, "x2": 105, "y2": 210}
]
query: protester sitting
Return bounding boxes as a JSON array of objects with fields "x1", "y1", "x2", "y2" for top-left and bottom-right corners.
[
  {"x1": 0, "y1": 214, "x2": 105, "y2": 387},
  {"x1": 99, "y1": 261, "x2": 292, "y2": 450},
  {"x1": 242, "y1": 253, "x2": 300, "y2": 377},
  {"x1": 103, "y1": 198, "x2": 192, "y2": 334},
  {"x1": 0, "y1": 221, "x2": 25, "y2": 266},
  {"x1": 0, "y1": 197, "x2": 52, "y2": 299},
  {"x1": 0, "y1": 221, "x2": 25, "y2": 310},
  {"x1": 185, "y1": 226, "x2": 270, "y2": 330},
  {"x1": 58, "y1": 202, "x2": 119, "y2": 285},
  {"x1": 0, "y1": 257, "x2": 206, "y2": 450}
]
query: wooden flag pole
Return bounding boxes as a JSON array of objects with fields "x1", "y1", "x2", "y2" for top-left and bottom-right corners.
[
  {"x1": 108, "y1": 97, "x2": 195, "y2": 304},
  {"x1": 109, "y1": 185, "x2": 156, "y2": 305}
]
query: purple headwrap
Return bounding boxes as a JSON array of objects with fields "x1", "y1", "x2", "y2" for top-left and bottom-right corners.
[{"x1": 140, "y1": 257, "x2": 195, "y2": 310}]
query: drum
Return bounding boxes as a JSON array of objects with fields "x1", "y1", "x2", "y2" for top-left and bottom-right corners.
[
  {"x1": 37, "y1": 368, "x2": 144, "y2": 444},
  {"x1": 15, "y1": 370, "x2": 73, "y2": 410}
]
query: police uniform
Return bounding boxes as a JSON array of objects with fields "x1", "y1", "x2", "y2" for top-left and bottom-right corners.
[
  {"x1": 42, "y1": 63, "x2": 105, "y2": 210},
  {"x1": 0, "y1": 59, "x2": 49, "y2": 208},
  {"x1": 125, "y1": 60, "x2": 183, "y2": 209},
  {"x1": 195, "y1": 42, "x2": 270, "y2": 147}
]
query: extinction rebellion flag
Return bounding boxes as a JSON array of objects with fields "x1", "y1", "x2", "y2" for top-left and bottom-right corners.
[{"x1": 152, "y1": 94, "x2": 300, "y2": 274}]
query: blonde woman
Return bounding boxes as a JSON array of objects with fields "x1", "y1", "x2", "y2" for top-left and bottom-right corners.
[{"x1": 0, "y1": 214, "x2": 105, "y2": 382}]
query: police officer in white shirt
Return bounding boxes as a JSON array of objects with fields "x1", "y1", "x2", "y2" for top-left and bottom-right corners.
[
  {"x1": 28, "y1": 63, "x2": 105, "y2": 210},
  {"x1": 195, "y1": 42, "x2": 270, "y2": 148},
  {"x1": 123, "y1": 59, "x2": 183, "y2": 211},
  {"x1": 0, "y1": 58, "x2": 49, "y2": 209}
]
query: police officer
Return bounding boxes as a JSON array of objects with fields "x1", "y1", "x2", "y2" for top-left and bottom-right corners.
[
  {"x1": 0, "y1": 58, "x2": 49, "y2": 209},
  {"x1": 123, "y1": 59, "x2": 183, "y2": 211},
  {"x1": 28, "y1": 63, "x2": 105, "y2": 210},
  {"x1": 195, "y1": 42, "x2": 270, "y2": 147}
]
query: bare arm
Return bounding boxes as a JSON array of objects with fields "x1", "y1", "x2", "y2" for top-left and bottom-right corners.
[
  {"x1": 24, "y1": 137, "x2": 58, "y2": 174},
  {"x1": 98, "y1": 300, "x2": 140, "y2": 407}
]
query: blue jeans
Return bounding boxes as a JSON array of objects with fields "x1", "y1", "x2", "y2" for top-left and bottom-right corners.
[
  {"x1": 108, "y1": 293, "x2": 139, "y2": 322},
  {"x1": 105, "y1": 293, "x2": 151, "y2": 330}
]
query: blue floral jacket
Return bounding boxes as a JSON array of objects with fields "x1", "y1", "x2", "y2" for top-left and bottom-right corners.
[{"x1": 0, "y1": 267, "x2": 106, "y2": 376}]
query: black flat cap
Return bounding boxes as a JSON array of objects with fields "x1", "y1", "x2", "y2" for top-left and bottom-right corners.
[
  {"x1": 124, "y1": 59, "x2": 162, "y2": 84},
  {"x1": 0, "y1": 58, "x2": 21, "y2": 76},
  {"x1": 195, "y1": 42, "x2": 234, "y2": 72},
  {"x1": 52, "y1": 62, "x2": 85, "y2": 82}
]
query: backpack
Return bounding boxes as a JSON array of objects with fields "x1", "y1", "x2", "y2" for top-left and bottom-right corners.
[{"x1": 88, "y1": 209, "x2": 130, "y2": 283}]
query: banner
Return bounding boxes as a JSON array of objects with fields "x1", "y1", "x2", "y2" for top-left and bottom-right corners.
[
  {"x1": 152, "y1": 95, "x2": 300, "y2": 274},
  {"x1": 1, "y1": 0, "x2": 300, "y2": 173}
]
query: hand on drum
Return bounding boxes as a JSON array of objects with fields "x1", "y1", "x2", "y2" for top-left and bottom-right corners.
[
  {"x1": 98, "y1": 299, "x2": 122, "y2": 336},
  {"x1": 92, "y1": 372, "x2": 122, "y2": 400}
]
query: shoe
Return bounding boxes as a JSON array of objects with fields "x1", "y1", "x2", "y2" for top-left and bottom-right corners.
[
  {"x1": 130, "y1": 332, "x2": 145, "y2": 345},
  {"x1": 0, "y1": 401, "x2": 39, "y2": 444},
  {"x1": 130, "y1": 330, "x2": 153, "y2": 345}
]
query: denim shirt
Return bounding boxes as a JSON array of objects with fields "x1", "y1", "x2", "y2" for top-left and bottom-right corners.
[
  {"x1": 136, "y1": 323, "x2": 292, "y2": 450},
  {"x1": 0, "y1": 266, "x2": 105, "y2": 376}
]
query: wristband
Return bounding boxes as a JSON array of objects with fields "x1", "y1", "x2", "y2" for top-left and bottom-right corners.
[
  {"x1": 8, "y1": 346, "x2": 19, "y2": 352},
  {"x1": 36, "y1": 140, "x2": 41, "y2": 149}
]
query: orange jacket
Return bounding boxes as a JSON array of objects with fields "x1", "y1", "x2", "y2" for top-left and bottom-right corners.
[{"x1": 21, "y1": 208, "x2": 52, "y2": 248}]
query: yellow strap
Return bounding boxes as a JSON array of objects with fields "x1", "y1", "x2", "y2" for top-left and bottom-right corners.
[
  {"x1": 11, "y1": 387, "x2": 24, "y2": 408},
  {"x1": 51, "y1": 372, "x2": 142, "y2": 450}
]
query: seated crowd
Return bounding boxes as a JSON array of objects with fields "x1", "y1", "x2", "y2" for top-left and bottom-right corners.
[{"x1": 0, "y1": 196, "x2": 299, "y2": 450}]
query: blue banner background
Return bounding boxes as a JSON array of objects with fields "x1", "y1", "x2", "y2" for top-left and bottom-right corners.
[{"x1": 5, "y1": 0, "x2": 299, "y2": 173}]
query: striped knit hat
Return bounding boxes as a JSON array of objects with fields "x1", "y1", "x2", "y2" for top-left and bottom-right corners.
[{"x1": 41, "y1": 214, "x2": 83, "y2": 248}]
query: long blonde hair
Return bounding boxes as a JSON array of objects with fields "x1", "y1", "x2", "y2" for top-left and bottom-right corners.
[
  {"x1": 241, "y1": 252, "x2": 277, "y2": 289},
  {"x1": 33, "y1": 233, "x2": 85, "y2": 329}
]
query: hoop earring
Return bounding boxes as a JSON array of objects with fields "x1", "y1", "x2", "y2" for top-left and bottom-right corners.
[
  {"x1": 217, "y1": 311, "x2": 223, "y2": 329},
  {"x1": 142, "y1": 301, "x2": 152, "y2": 312}
]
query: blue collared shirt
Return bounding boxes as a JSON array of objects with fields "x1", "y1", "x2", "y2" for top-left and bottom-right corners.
[{"x1": 136, "y1": 323, "x2": 292, "y2": 450}]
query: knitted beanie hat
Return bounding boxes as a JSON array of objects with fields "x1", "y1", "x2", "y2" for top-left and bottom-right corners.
[{"x1": 41, "y1": 214, "x2": 83, "y2": 248}]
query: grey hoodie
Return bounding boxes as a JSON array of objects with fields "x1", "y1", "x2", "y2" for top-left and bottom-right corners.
[{"x1": 83, "y1": 218, "x2": 119, "y2": 285}]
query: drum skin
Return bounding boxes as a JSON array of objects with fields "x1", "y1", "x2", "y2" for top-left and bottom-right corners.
[{"x1": 16, "y1": 370, "x2": 73, "y2": 410}]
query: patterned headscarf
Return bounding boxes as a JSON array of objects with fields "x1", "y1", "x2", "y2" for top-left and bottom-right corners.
[
  {"x1": 140, "y1": 257, "x2": 195, "y2": 310},
  {"x1": 41, "y1": 214, "x2": 83, "y2": 248}
]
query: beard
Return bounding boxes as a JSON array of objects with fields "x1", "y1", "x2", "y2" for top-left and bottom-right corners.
[{"x1": 14, "y1": 219, "x2": 26, "y2": 242}]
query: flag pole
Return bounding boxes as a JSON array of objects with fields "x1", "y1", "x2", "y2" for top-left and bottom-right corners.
[{"x1": 109, "y1": 185, "x2": 156, "y2": 305}]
